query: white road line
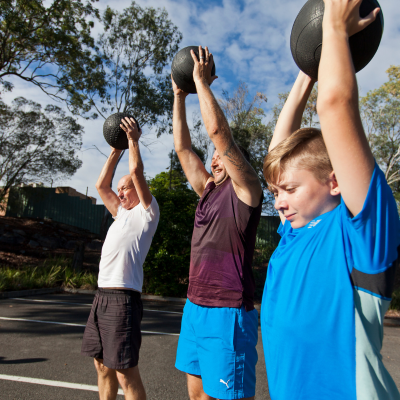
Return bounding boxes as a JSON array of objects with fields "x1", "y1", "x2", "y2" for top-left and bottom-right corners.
[
  {"x1": 0, "y1": 316, "x2": 180, "y2": 336},
  {"x1": 0, "y1": 374, "x2": 124, "y2": 395},
  {"x1": 9, "y1": 298, "x2": 183, "y2": 315}
]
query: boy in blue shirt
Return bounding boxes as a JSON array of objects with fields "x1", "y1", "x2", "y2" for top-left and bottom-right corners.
[{"x1": 261, "y1": 0, "x2": 400, "y2": 399}]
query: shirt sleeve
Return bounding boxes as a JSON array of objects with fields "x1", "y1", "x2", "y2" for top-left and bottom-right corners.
[
  {"x1": 341, "y1": 162, "x2": 400, "y2": 274},
  {"x1": 140, "y1": 196, "x2": 160, "y2": 224}
]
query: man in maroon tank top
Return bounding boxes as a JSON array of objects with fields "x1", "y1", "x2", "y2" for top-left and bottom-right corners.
[{"x1": 172, "y1": 46, "x2": 263, "y2": 400}]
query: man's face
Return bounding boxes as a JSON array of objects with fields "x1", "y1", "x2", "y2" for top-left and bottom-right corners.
[
  {"x1": 271, "y1": 166, "x2": 339, "y2": 229},
  {"x1": 211, "y1": 150, "x2": 229, "y2": 185},
  {"x1": 117, "y1": 176, "x2": 139, "y2": 210}
]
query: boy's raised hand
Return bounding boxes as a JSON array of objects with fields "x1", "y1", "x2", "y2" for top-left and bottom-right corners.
[{"x1": 323, "y1": 0, "x2": 380, "y2": 37}]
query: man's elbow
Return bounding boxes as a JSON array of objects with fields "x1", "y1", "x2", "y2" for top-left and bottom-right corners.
[
  {"x1": 130, "y1": 166, "x2": 143, "y2": 181},
  {"x1": 317, "y1": 89, "x2": 354, "y2": 116},
  {"x1": 207, "y1": 125, "x2": 224, "y2": 140}
]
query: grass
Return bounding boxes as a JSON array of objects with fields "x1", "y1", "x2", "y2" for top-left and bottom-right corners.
[{"x1": 0, "y1": 257, "x2": 98, "y2": 292}]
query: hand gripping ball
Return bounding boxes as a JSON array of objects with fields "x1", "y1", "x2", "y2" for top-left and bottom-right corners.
[
  {"x1": 103, "y1": 113, "x2": 140, "y2": 150},
  {"x1": 290, "y1": 0, "x2": 384, "y2": 79},
  {"x1": 171, "y1": 46, "x2": 216, "y2": 94}
]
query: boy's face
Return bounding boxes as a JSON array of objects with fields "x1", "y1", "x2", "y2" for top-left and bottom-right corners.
[{"x1": 271, "y1": 166, "x2": 339, "y2": 229}]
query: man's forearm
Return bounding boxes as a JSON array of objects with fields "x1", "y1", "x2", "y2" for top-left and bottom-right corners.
[
  {"x1": 128, "y1": 139, "x2": 144, "y2": 179},
  {"x1": 173, "y1": 95, "x2": 192, "y2": 152},
  {"x1": 195, "y1": 79, "x2": 231, "y2": 143},
  {"x1": 96, "y1": 149, "x2": 122, "y2": 190}
]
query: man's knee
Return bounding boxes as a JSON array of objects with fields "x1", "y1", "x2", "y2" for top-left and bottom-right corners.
[
  {"x1": 94, "y1": 358, "x2": 114, "y2": 376},
  {"x1": 116, "y1": 366, "x2": 144, "y2": 393}
]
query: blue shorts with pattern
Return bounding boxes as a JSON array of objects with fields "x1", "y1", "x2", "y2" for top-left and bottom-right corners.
[{"x1": 175, "y1": 299, "x2": 258, "y2": 399}]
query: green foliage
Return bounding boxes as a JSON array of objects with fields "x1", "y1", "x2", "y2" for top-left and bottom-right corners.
[
  {"x1": 142, "y1": 171, "x2": 198, "y2": 297},
  {"x1": 0, "y1": 97, "x2": 83, "y2": 206},
  {"x1": 0, "y1": 257, "x2": 98, "y2": 292},
  {"x1": 0, "y1": 0, "x2": 106, "y2": 112},
  {"x1": 389, "y1": 290, "x2": 400, "y2": 310},
  {"x1": 360, "y1": 65, "x2": 400, "y2": 193},
  {"x1": 252, "y1": 240, "x2": 276, "y2": 300}
]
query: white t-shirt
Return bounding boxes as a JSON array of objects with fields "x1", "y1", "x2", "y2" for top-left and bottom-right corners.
[{"x1": 98, "y1": 196, "x2": 159, "y2": 292}]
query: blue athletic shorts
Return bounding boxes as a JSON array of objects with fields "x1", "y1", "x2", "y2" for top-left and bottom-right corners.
[{"x1": 175, "y1": 299, "x2": 258, "y2": 399}]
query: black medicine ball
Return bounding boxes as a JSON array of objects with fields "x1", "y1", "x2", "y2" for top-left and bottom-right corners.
[
  {"x1": 171, "y1": 46, "x2": 216, "y2": 94},
  {"x1": 290, "y1": 0, "x2": 384, "y2": 79},
  {"x1": 103, "y1": 113, "x2": 140, "y2": 150}
]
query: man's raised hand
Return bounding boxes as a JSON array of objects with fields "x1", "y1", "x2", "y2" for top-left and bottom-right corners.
[
  {"x1": 120, "y1": 117, "x2": 141, "y2": 143},
  {"x1": 323, "y1": 0, "x2": 380, "y2": 38},
  {"x1": 171, "y1": 75, "x2": 189, "y2": 98},
  {"x1": 190, "y1": 46, "x2": 218, "y2": 87}
]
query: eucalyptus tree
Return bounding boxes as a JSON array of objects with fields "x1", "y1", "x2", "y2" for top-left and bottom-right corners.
[
  {"x1": 0, "y1": 97, "x2": 83, "y2": 208},
  {"x1": 360, "y1": 65, "x2": 400, "y2": 196},
  {"x1": 0, "y1": 0, "x2": 106, "y2": 112}
]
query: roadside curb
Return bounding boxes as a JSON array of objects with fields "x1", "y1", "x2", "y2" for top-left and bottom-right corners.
[
  {"x1": 0, "y1": 288, "x2": 396, "y2": 325},
  {"x1": 0, "y1": 287, "x2": 61, "y2": 299}
]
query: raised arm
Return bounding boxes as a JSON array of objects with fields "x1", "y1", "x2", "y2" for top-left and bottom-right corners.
[
  {"x1": 120, "y1": 117, "x2": 153, "y2": 209},
  {"x1": 269, "y1": 71, "x2": 316, "y2": 152},
  {"x1": 172, "y1": 77, "x2": 212, "y2": 197},
  {"x1": 95, "y1": 148, "x2": 122, "y2": 217},
  {"x1": 192, "y1": 46, "x2": 262, "y2": 207},
  {"x1": 317, "y1": 0, "x2": 379, "y2": 216}
]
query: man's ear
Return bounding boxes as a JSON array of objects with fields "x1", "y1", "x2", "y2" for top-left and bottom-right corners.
[{"x1": 329, "y1": 171, "x2": 340, "y2": 196}]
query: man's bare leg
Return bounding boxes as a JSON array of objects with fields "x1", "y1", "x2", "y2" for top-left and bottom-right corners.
[
  {"x1": 186, "y1": 373, "x2": 255, "y2": 400},
  {"x1": 94, "y1": 358, "x2": 119, "y2": 400},
  {"x1": 187, "y1": 374, "x2": 213, "y2": 400},
  {"x1": 116, "y1": 365, "x2": 146, "y2": 400}
]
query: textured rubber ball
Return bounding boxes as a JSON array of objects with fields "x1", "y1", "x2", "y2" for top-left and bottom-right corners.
[
  {"x1": 290, "y1": 0, "x2": 383, "y2": 79},
  {"x1": 103, "y1": 113, "x2": 140, "y2": 150},
  {"x1": 171, "y1": 46, "x2": 216, "y2": 94}
]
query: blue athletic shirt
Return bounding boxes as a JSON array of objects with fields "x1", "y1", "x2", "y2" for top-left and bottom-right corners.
[{"x1": 261, "y1": 162, "x2": 400, "y2": 400}]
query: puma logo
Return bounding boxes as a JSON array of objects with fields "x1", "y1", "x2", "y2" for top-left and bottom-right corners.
[{"x1": 220, "y1": 379, "x2": 231, "y2": 388}]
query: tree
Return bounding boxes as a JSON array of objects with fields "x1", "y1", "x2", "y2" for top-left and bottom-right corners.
[
  {"x1": 219, "y1": 82, "x2": 275, "y2": 213},
  {"x1": 0, "y1": 97, "x2": 83, "y2": 207},
  {"x1": 270, "y1": 86, "x2": 319, "y2": 129},
  {"x1": 0, "y1": 0, "x2": 106, "y2": 112},
  {"x1": 84, "y1": 1, "x2": 182, "y2": 134},
  {"x1": 360, "y1": 66, "x2": 400, "y2": 193},
  {"x1": 142, "y1": 171, "x2": 198, "y2": 296}
]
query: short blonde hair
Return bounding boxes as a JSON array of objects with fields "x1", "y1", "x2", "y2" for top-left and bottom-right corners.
[{"x1": 263, "y1": 128, "x2": 333, "y2": 186}]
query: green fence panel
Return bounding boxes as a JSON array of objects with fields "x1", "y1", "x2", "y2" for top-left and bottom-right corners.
[
  {"x1": 5, "y1": 187, "x2": 111, "y2": 235},
  {"x1": 256, "y1": 216, "x2": 281, "y2": 247}
]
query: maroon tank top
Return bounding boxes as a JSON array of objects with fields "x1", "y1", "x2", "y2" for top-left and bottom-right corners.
[{"x1": 187, "y1": 177, "x2": 262, "y2": 311}]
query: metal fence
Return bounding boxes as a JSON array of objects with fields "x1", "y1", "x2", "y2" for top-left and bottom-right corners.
[
  {"x1": 256, "y1": 216, "x2": 281, "y2": 247},
  {"x1": 5, "y1": 187, "x2": 108, "y2": 235}
]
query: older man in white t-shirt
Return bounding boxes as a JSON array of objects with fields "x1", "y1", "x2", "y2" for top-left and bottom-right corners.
[{"x1": 81, "y1": 117, "x2": 159, "y2": 400}]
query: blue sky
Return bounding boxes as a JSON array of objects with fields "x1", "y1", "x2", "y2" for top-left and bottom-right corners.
[{"x1": 3, "y1": 0, "x2": 400, "y2": 204}]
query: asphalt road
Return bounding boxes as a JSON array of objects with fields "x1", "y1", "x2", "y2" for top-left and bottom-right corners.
[{"x1": 0, "y1": 293, "x2": 399, "y2": 400}]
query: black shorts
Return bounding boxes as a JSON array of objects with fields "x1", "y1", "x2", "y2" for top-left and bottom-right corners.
[{"x1": 81, "y1": 288, "x2": 143, "y2": 369}]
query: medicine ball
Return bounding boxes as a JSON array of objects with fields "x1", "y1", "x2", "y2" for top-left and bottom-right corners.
[
  {"x1": 103, "y1": 113, "x2": 140, "y2": 150},
  {"x1": 290, "y1": 0, "x2": 384, "y2": 79},
  {"x1": 171, "y1": 46, "x2": 216, "y2": 94}
]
